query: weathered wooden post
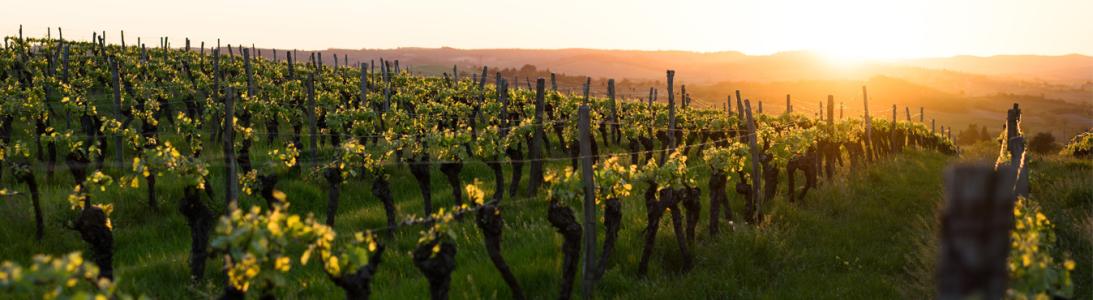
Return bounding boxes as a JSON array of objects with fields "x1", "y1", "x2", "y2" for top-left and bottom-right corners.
[
  {"x1": 892, "y1": 104, "x2": 897, "y2": 124},
  {"x1": 306, "y1": 74, "x2": 319, "y2": 164},
  {"x1": 863, "y1": 86, "x2": 873, "y2": 161},
  {"x1": 826, "y1": 95, "x2": 835, "y2": 177},
  {"x1": 1006, "y1": 104, "x2": 1028, "y2": 197},
  {"x1": 243, "y1": 48, "x2": 255, "y2": 98},
  {"x1": 360, "y1": 63, "x2": 368, "y2": 108},
  {"x1": 578, "y1": 95, "x2": 597, "y2": 300},
  {"x1": 109, "y1": 59, "x2": 124, "y2": 168},
  {"x1": 608, "y1": 79, "x2": 619, "y2": 144},
  {"x1": 743, "y1": 100, "x2": 762, "y2": 223},
  {"x1": 937, "y1": 163, "x2": 1015, "y2": 300},
  {"x1": 383, "y1": 61, "x2": 391, "y2": 112},
  {"x1": 680, "y1": 84, "x2": 688, "y2": 109},
  {"x1": 727, "y1": 95, "x2": 733, "y2": 117},
  {"x1": 527, "y1": 78, "x2": 547, "y2": 194},
  {"x1": 785, "y1": 94, "x2": 792, "y2": 115},
  {"x1": 223, "y1": 88, "x2": 238, "y2": 209},
  {"x1": 665, "y1": 70, "x2": 677, "y2": 159},
  {"x1": 920, "y1": 107, "x2": 924, "y2": 123},
  {"x1": 734, "y1": 90, "x2": 744, "y2": 122}
]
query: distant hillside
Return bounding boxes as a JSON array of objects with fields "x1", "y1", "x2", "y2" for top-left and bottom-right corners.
[
  {"x1": 904, "y1": 54, "x2": 1093, "y2": 84},
  {"x1": 260, "y1": 48, "x2": 1091, "y2": 103}
]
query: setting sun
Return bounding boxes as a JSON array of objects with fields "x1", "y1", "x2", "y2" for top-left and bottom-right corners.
[{"x1": 2, "y1": 0, "x2": 1090, "y2": 58}]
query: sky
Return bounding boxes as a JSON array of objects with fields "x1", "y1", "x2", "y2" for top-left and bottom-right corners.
[{"x1": 2, "y1": 0, "x2": 1091, "y2": 59}]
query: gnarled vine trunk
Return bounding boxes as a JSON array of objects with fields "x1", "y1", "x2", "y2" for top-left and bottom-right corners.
[
  {"x1": 506, "y1": 147, "x2": 524, "y2": 198},
  {"x1": 413, "y1": 239, "x2": 456, "y2": 300},
  {"x1": 330, "y1": 245, "x2": 384, "y2": 300},
  {"x1": 179, "y1": 185, "x2": 213, "y2": 281},
  {"x1": 409, "y1": 157, "x2": 433, "y2": 214},
  {"x1": 708, "y1": 171, "x2": 730, "y2": 235},
  {"x1": 371, "y1": 177, "x2": 398, "y2": 230},
  {"x1": 476, "y1": 202, "x2": 524, "y2": 299},
  {"x1": 597, "y1": 198, "x2": 622, "y2": 278},
  {"x1": 440, "y1": 162, "x2": 464, "y2": 207},
  {"x1": 547, "y1": 200, "x2": 581, "y2": 300},
  {"x1": 324, "y1": 168, "x2": 342, "y2": 226},
  {"x1": 73, "y1": 203, "x2": 114, "y2": 280}
]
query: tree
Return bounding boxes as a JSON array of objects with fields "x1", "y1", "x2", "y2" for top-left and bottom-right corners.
[
  {"x1": 1028, "y1": 132, "x2": 1060, "y2": 155},
  {"x1": 958, "y1": 124, "x2": 983, "y2": 145}
]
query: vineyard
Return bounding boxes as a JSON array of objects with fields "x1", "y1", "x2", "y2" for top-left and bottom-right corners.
[{"x1": 0, "y1": 27, "x2": 1084, "y2": 300}]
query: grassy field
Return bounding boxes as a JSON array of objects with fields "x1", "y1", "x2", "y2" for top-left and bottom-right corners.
[
  {"x1": 1025, "y1": 155, "x2": 1093, "y2": 299},
  {"x1": 0, "y1": 137, "x2": 967, "y2": 299}
]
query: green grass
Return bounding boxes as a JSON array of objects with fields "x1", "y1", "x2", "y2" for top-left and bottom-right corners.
[
  {"x1": 1026, "y1": 156, "x2": 1093, "y2": 299},
  {"x1": 0, "y1": 144, "x2": 954, "y2": 299}
]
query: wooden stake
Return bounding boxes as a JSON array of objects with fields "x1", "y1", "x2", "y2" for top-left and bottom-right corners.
[
  {"x1": 243, "y1": 48, "x2": 254, "y2": 98},
  {"x1": 578, "y1": 102, "x2": 597, "y2": 299},
  {"x1": 666, "y1": 70, "x2": 677, "y2": 156},
  {"x1": 785, "y1": 94, "x2": 792, "y2": 115},
  {"x1": 306, "y1": 74, "x2": 319, "y2": 164},
  {"x1": 608, "y1": 79, "x2": 618, "y2": 143},
  {"x1": 743, "y1": 99, "x2": 762, "y2": 222},
  {"x1": 862, "y1": 86, "x2": 873, "y2": 159},
  {"x1": 1006, "y1": 104, "x2": 1028, "y2": 197},
  {"x1": 937, "y1": 163, "x2": 1015, "y2": 300},
  {"x1": 527, "y1": 78, "x2": 547, "y2": 194},
  {"x1": 223, "y1": 88, "x2": 238, "y2": 210},
  {"x1": 110, "y1": 59, "x2": 123, "y2": 167}
]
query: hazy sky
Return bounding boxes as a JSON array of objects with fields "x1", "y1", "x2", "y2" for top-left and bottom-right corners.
[{"x1": 2, "y1": 0, "x2": 1091, "y2": 58}]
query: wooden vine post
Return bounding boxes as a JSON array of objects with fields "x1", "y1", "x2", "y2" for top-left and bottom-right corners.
[
  {"x1": 109, "y1": 58, "x2": 123, "y2": 167},
  {"x1": 892, "y1": 104, "x2": 899, "y2": 152},
  {"x1": 306, "y1": 74, "x2": 319, "y2": 164},
  {"x1": 608, "y1": 79, "x2": 619, "y2": 144},
  {"x1": 528, "y1": 78, "x2": 546, "y2": 194},
  {"x1": 785, "y1": 94, "x2": 792, "y2": 115},
  {"x1": 578, "y1": 92, "x2": 597, "y2": 299},
  {"x1": 664, "y1": 70, "x2": 677, "y2": 163},
  {"x1": 743, "y1": 99, "x2": 762, "y2": 223},
  {"x1": 726, "y1": 95, "x2": 733, "y2": 118},
  {"x1": 937, "y1": 163, "x2": 1015, "y2": 300},
  {"x1": 1006, "y1": 104, "x2": 1029, "y2": 197},
  {"x1": 735, "y1": 90, "x2": 744, "y2": 123},
  {"x1": 862, "y1": 86, "x2": 873, "y2": 161},
  {"x1": 243, "y1": 48, "x2": 255, "y2": 98},
  {"x1": 223, "y1": 88, "x2": 238, "y2": 209},
  {"x1": 360, "y1": 63, "x2": 368, "y2": 108},
  {"x1": 826, "y1": 95, "x2": 835, "y2": 177}
]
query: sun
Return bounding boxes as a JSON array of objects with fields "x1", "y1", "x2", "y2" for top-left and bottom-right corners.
[{"x1": 776, "y1": 0, "x2": 930, "y2": 63}]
